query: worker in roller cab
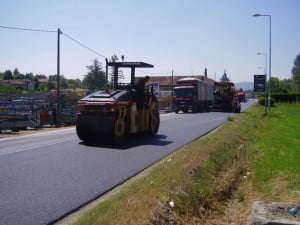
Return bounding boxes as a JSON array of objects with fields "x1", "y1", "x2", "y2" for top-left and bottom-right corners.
[{"x1": 135, "y1": 75, "x2": 150, "y2": 109}]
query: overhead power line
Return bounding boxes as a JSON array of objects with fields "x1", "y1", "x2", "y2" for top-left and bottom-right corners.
[
  {"x1": 0, "y1": 25, "x2": 56, "y2": 33},
  {"x1": 61, "y1": 31, "x2": 106, "y2": 59},
  {"x1": 0, "y1": 25, "x2": 107, "y2": 59}
]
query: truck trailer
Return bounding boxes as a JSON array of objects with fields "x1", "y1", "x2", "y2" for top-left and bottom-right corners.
[{"x1": 172, "y1": 77, "x2": 214, "y2": 113}]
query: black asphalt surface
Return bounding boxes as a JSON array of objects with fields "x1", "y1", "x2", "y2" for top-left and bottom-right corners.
[{"x1": 0, "y1": 101, "x2": 255, "y2": 225}]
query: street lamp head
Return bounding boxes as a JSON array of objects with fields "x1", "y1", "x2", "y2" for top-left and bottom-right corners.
[
  {"x1": 253, "y1": 13, "x2": 271, "y2": 18},
  {"x1": 257, "y1": 52, "x2": 267, "y2": 56}
]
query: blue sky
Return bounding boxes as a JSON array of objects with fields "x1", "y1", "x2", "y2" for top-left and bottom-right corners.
[{"x1": 1, "y1": 0, "x2": 300, "y2": 83}]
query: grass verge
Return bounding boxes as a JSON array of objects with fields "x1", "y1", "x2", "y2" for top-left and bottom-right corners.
[{"x1": 71, "y1": 103, "x2": 300, "y2": 225}]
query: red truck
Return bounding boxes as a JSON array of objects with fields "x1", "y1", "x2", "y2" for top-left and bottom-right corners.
[
  {"x1": 172, "y1": 77, "x2": 214, "y2": 113},
  {"x1": 237, "y1": 91, "x2": 246, "y2": 102}
]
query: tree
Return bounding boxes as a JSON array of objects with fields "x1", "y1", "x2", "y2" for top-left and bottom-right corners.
[
  {"x1": 3, "y1": 70, "x2": 13, "y2": 80},
  {"x1": 60, "y1": 76, "x2": 68, "y2": 89},
  {"x1": 67, "y1": 79, "x2": 82, "y2": 89},
  {"x1": 0, "y1": 83, "x2": 21, "y2": 94},
  {"x1": 109, "y1": 55, "x2": 125, "y2": 86},
  {"x1": 279, "y1": 79, "x2": 293, "y2": 93},
  {"x1": 47, "y1": 81, "x2": 56, "y2": 90},
  {"x1": 25, "y1": 72, "x2": 34, "y2": 80},
  {"x1": 33, "y1": 76, "x2": 40, "y2": 90},
  {"x1": 14, "y1": 73, "x2": 26, "y2": 79},
  {"x1": 82, "y1": 59, "x2": 106, "y2": 91},
  {"x1": 268, "y1": 77, "x2": 281, "y2": 93},
  {"x1": 13, "y1": 68, "x2": 20, "y2": 76},
  {"x1": 292, "y1": 54, "x2": 300, "y2": 91}
]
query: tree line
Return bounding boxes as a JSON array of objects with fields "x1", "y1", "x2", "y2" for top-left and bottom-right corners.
[
  {"x1": 1, "y1": 53, "x2": 300, "y2": 94},
  {"x1": 0, "y1": 55, "x2": 122, "y2": 94},
  {"x1": 0, "y1": 68, "x2": 82, "y2": 94},
  {"x1": 266, "y1": 53, "x2": 300, "y2": 94}
]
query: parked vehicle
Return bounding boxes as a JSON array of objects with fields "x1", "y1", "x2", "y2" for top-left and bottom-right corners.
[
  {"x1": 76, "y1": 61, "x2": 160, "y2": 144},
  {"x1": 172, "y1": 77, "x2": 214, "y2": 113},
  {"x1": 237, "y1": 91, "x2": 246, "y2": 102}
]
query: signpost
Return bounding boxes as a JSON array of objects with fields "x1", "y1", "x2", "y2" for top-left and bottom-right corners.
[
  {"x1": 254, "y1": 75, "x2": 266, "y2": 92},
  {"x1": 254, "y1": 74, "x2": 267, "y2": 114}
]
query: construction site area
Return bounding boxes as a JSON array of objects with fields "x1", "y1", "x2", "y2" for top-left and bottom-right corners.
[{"x1": 0, "y1": 91, "x2": 84, "y2": 133}]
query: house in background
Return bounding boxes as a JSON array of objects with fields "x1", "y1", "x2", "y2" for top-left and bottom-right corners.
[
  {"x1": 136, "y1": 75, "x2": 215, "y2": 97},
  {"x1": 0, "y1": 79, "x2": 33, "y2": 90},
  {"x1": 0, "y1": 75, "x2": 49, "y2": 90}
]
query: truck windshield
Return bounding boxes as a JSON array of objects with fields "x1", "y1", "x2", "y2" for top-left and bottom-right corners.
[{"x1": 174, "y1": 88, "x2": 194, "y2": 97}]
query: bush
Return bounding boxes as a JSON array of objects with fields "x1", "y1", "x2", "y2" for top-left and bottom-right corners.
[
  {"x1": 272, "y1": 93, "x2": 300, "y2": 103},
  {"x1": 158, "y1": 95, "x2": 173, "y2": 110},
  {"x1": 258, "y1": 96, "x2": 275, "y2": 107}
]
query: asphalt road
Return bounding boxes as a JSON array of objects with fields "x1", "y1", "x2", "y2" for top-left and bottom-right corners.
[{"x1": 0, "y1": 101, "x2": 255, "y2": 225}]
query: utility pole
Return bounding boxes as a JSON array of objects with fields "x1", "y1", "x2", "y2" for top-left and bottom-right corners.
[
  {"x1": 105, "y1": 58, "x2": 108, "y2": 89},
  {"x1": 171, "y1": 70, "x2": 174, "y2": 96},
  {"x1": 56, "y1": 28, "x2": 61, "y2": 127}
]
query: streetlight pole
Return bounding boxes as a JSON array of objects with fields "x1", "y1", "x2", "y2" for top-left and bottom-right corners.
[
  {"x1": 253, "y1": 13, "x2": 272, "y2": 111},
  {"x1": 257, "y1": 52, "x2": 267, "y2": 114},
  {"x1": 257, "y1": 53, "x2": 267, "y2": 76}
]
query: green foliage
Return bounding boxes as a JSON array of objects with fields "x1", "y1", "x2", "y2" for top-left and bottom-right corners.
[
  {"x1": 237, "y1": 192, "x2": 245, "y2": 202},
  {"x1": 0, "y1": 67, "x2": 83, "y2": 94},
  {"x1": 292, "y1": 54, "x2": 300, "y2": 92},
  {"x1": 0, "y1": 83, "x2": 22, "y2": 94},
  {"x1": 227, "y1": 116, "x2": 234, "y2": 121},
  {"x1": 272, "y1": 93, "x2": 300, "y2": 103},
  {"x1": 82, "y1": 58, "x2": 106, "y2": 91},
  {"x1": 258, "y1": 95, "x2": 275, "y2": 107},
  {"x1": 109, "y1": 55, "x2": 124, "y2": 85},
  {"x1": 3, "y1": 70, "x2": 13, "y2": 80}
]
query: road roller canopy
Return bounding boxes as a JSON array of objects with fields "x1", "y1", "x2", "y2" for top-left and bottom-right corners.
[{"x1": 107, "y1": 61, "x2": 154, "y2": 88}]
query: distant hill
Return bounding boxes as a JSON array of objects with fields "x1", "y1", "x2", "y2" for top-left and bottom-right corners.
[{"x1": 235, "y1": 82, "x2": 253, "y2": 91}]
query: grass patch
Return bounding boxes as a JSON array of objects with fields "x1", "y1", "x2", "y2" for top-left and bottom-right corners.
[
  {"x1": 254, "y1": 104, "x2": 300, "y2": 192},
  {"x1": 71, "y1": 103, "x2": 300, "y2": 225}
]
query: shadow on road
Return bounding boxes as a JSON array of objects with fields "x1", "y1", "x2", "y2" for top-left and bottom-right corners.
[{"x1": 78, "y1": 133, "x2": 173, "y2": 150}]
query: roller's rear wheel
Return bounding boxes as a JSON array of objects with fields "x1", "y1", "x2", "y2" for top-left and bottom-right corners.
[
  {"x1": 113, "y1": 118, "x2": 127, "y2": 144},
  {"x1": 148, "y1": 109, "x2": 160, "y2": 136}
]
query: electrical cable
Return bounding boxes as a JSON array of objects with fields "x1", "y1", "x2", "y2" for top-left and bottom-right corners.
[
  {"x1": 61, "y1": 31, "x2": 107, "y2": 59},
  {"x1": 0, "y1": 25, "x2": 56, "y2": 33},
  {"x1": 0, "y1": 25, "x2": 107, "y2": 59}
]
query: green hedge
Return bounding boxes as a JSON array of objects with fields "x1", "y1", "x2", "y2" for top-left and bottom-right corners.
[
  {"x1": 272, "y1": 93, "x2": 300, "y2": 103},
  {"x1": 258, "y1": 96, "x2": 275, "y2": 107},
  {"x1": 257, "y1": 93, "x2": 300, "y2": 106}
]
